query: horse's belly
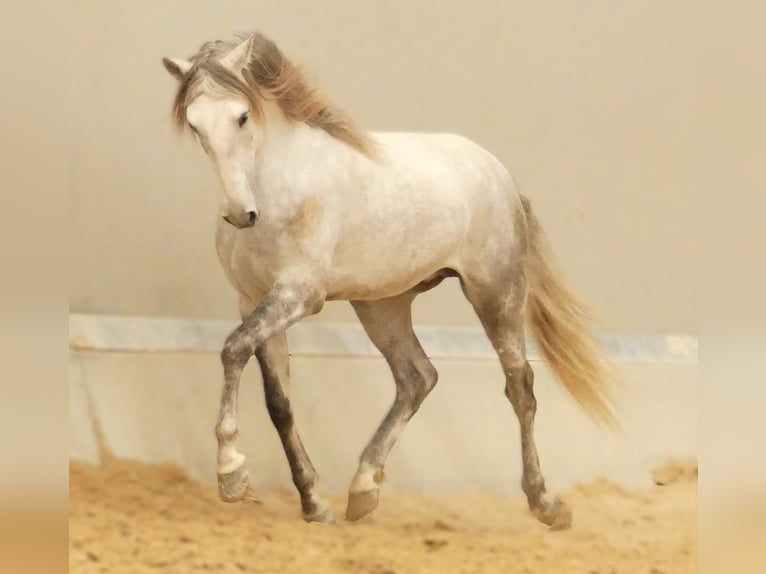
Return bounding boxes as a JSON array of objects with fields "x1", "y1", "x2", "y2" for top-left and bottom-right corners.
[
  {"x1": 324, "y1": 267, "x2": 459, "y2": 301},
  {"x1": 324, "y1": 226, "x2": 464, "y2": 300},
  {"x1": 323, "y1": 271, "x2": 423, "y2": 301}
]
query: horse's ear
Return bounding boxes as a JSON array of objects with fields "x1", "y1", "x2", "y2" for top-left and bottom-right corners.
[
  {"x1": 220, "y1": 34, "x2": 255, "y2": 72},
  {"x1": 162, "y1": 57, "x2": 192, "y2": 81}
]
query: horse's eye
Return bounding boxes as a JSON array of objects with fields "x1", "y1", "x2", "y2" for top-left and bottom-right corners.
[
  {"x1": 188, "y1": 122, "x2": 198, "y2": 134},
  {"x1": 238, "y1": 112, "x2": 249, "y2": 128}
]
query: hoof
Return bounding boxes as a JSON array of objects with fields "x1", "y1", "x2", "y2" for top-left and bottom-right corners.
[
  {"x1": 217, "y1": 464, "x2": 260, "y2": 504},
  {"x1": 305, "y1": 505, "x2": 335, "y2": 524},
  {"x1": 532, "y1": 496, "x2": 572, "y2": 531},
  {"x1": 345, "y1": 490, "x2": 379, "y2": 522}
]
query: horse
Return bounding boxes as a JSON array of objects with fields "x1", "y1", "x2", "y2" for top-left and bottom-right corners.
[{"x1": 162, "y1": 31, "x2": 617, "y2": 530}]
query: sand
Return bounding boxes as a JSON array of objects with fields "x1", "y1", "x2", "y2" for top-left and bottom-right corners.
[{"x1": 69, "y1": 458, "x2": 697, "y2": 574}]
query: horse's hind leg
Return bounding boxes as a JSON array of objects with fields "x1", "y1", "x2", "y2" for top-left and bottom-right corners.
[
  {"x1": 461, "y1": 273, "x2": 572, "y2": 530},
  {"x1": 255, "y1": 331, "x2": 333, "y2": 523},
  {"x1": 345, "y1": 293, "x2": 438, "y2": 521}
]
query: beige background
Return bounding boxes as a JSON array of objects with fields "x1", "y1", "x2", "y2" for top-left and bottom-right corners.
[{"x1": 69, "y1": 0, "x2": 697, "y2": 334}]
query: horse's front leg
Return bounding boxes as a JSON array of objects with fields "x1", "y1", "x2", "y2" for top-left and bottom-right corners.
[
  {"x1": 215, "y1": 281, "x2": 325, "y2": 504},
  {"x1": 255, "y1": 331, "x2": 334, "y2": 523}
]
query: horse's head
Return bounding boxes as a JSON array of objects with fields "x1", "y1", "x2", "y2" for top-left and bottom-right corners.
[
  {"x1": 164, "y1": 32, "x2": 378, "y2": 229},
  {"x1": 163, "y1": 34, "x2": 266, "y2": 229}
]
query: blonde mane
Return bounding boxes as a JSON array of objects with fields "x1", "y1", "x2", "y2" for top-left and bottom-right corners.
[{"x1": 171, "y1": 32, "x2": 378, "y2": 158}]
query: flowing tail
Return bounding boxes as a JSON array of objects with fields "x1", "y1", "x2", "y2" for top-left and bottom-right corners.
[{"x1": 521, "y1": 196, "x2": 620, "y2": 430}]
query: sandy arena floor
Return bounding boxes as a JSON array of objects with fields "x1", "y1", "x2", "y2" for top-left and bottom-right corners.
[{"x1": 69, "y1": 457, "x2": 696, "y2": 574}]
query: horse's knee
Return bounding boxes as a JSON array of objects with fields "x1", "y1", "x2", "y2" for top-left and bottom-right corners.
[{"x1": 221, "y1": 331, "x2": 254, "y2": 368}]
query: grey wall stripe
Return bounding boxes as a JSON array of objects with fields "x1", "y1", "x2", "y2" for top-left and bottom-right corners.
[{"x1": 69, "y1": 314, "x2": 697, "y2": 364}]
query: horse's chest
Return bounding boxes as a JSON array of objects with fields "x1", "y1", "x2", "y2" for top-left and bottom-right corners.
[{"x1": 216, "y1": 230, "x2": 290, "y2": 300}]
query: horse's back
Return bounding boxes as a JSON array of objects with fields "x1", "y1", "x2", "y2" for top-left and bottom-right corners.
[
  {"x1": 371, "y1": 131, "x2": 525, "y2": 270},
  {"x1": 374, "y1": 131, "x2": 509, "y2": 183},
  {"x1": 373, "y1": 130, "x2": 517, "y2": 208}
]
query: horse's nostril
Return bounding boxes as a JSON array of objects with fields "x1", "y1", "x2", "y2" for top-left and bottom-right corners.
[{"x1": 222, "y1": 212, "x2": 257, "y2": 229}]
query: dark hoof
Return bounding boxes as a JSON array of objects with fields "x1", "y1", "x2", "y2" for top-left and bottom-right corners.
[
  {"x1": 345, "y1": 490, "x2": 379, "y2": 521},
  {"x1": 532, "y1": 496, "x2": 572, "y2": 530}
]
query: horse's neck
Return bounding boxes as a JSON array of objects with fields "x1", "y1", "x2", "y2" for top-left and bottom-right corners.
[{"x1": 256, "y1": 119, "x2": 363, "y2": 188}]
